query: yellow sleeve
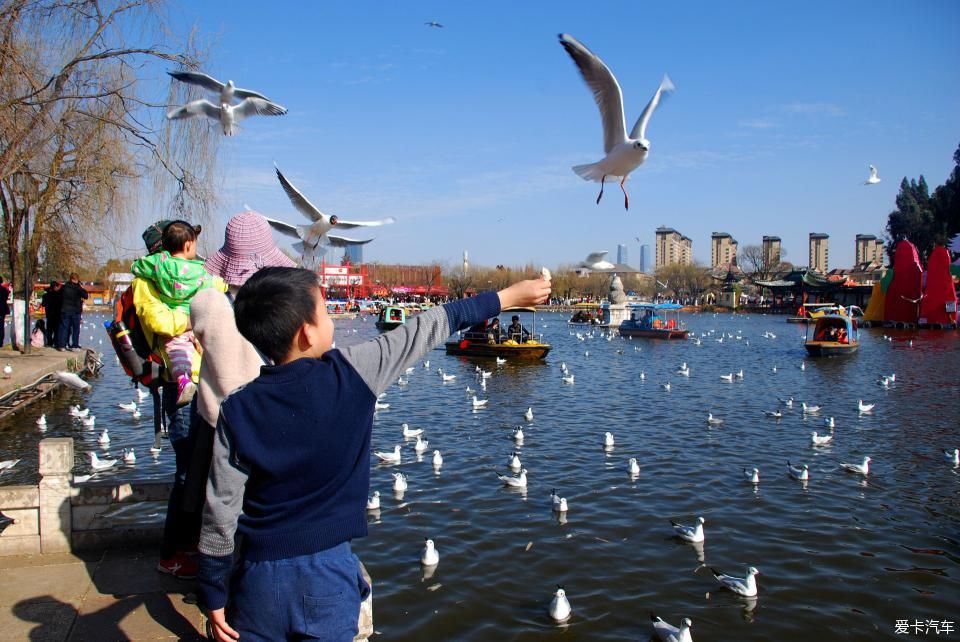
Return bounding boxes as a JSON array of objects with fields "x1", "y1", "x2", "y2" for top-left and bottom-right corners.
[{"x1": 132, "y1": 278, "x2": 190, "y2": 342}]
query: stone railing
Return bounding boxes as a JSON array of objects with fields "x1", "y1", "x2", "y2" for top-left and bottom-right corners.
[{"x1": 0, "y1": 438, "x2": 170, "y2": 556}]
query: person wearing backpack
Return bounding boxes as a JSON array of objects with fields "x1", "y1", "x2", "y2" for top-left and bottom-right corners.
[{"x1": 132, "y1": 218, "x2": 223, "y2": 579}]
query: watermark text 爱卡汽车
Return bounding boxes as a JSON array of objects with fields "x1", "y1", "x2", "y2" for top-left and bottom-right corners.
[{"x1": 896, "y1": 620, "x2": 955, "y2": 635}]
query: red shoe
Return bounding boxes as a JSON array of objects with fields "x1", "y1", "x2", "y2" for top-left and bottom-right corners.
[{"x1": 157, "y1": 553, "x2": 198, "y2": 579}]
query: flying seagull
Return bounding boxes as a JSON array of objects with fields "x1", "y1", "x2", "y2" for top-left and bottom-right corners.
[
  {"x1": 272, "y1": 167, "x2": 395, "y2": 245},
  {"x1": 167, "y1": 71, "x2": 273, "y2": 104},
  {"x1": 166, "y1": 98, "x2": 287, "y2": 136},
  {"x1": 578, "y1": 251, "x2": 615, "y2": 271},
  {"x1": 424, "y1": 21, "x2": 444, "y2": 28},
  {"x1": 864, "y1": 165, "x2": 881, "y2": 185},
  {"x1": 558, "y1": 33, "x2": 675, "y2": 210}
]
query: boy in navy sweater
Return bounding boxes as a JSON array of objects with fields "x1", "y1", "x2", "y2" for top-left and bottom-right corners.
[{"x1": 198, "y1": 267, "x2": 550, "y2": 641}]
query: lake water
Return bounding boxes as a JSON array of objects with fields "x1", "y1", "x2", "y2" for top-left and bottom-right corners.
[{"x1": 2, "y1": 310, "x2": 958, "y2": 640}]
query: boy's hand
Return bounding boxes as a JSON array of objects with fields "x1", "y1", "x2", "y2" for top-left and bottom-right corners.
[
  {"x1": 207, "y1": 608, "x2": 239, "y2": 641},
  {"x1": 497, "y1": 276, "x2": 552, "y2": 310}
]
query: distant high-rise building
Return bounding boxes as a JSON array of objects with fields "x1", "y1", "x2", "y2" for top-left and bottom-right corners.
[
  {"x1": 808, "y1": 233, "x2": 829, "y2": 273},
  {"x1": 710, "y1": 232, "x2": 738, "y2": 268},
  {"x1": 344, "y1": 244, "x2": 363, "y2": 265},
  {"x1": 639, "y1": 244, "x2": 650, "y2": 273},
  {"x1": 617, "y1": 244, "x2": 629, "y2": 266},
  {"x1": 655, "y1": 226, "x2": 693, "y2": 269},
  {"x1": 762, "y1": 235, "x2": 782, "y2": 266},
  {"x1": 855, "y1": 234, "x2": 884, "y2": 266}
]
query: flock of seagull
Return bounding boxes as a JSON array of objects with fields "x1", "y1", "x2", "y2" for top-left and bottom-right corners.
[{"x1": 351, "y1": 313, "x2": 957, "y2": 640}]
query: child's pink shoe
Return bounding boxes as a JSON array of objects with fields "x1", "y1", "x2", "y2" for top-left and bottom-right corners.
[{"x1": 176, "y1": 374, "x2": 196, "y2": 407}]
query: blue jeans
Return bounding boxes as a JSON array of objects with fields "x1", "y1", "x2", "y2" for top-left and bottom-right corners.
[
  {"x1": 160, "y1": 382, "x2": 199, "y2": 558},
  {"x1": 228, "y1": 542, "x2": 370, "y2": 642},
  {"x1": 58, "y1": 312, "x2": 81, "y2": 348}
]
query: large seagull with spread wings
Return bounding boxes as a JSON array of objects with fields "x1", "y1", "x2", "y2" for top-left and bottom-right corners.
[{"x1": 558, "y1": 33, "x2": 674, "y2": 210}]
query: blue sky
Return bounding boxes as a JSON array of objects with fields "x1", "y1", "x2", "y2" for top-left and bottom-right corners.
[{"x1": 144, "y1": 0, "x2": 960, "y2": 271}]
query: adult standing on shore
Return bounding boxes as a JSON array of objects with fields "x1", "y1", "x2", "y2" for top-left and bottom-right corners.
[
  {"x1": 58, "y1": 273, "x2": 88, "y2": 351},
  {"x1": 41, "y1": 281, "x2": 62, "y2": 348},
  {"x1": 0, "y1": 277, "x2": 9, "y2": 347}
]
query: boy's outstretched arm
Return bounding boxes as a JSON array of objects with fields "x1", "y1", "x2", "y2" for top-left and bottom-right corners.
[{"x1": 343, "y1": 277, "x2": 551, "y2": 397}]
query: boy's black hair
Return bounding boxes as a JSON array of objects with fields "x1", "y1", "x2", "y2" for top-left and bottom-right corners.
[
  {"x1": 234, "y1": 267, "x2": 322, "y2": 363},
  {"x1": 161, "y1": 220, "x2": 198, "y2": 254}
]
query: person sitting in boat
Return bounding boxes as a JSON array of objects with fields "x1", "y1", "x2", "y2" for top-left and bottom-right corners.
[
  {"x1": 507, "y1": 315, "x2": 530, "y2": 343},
  {"x1": 487, "y1": 318, "x2": 503, "y2": 344},
  {"x1": 467, "y1": 319, "x2": 487, "y2": 340},
  {"x1": 837, "y1": 327, "x2": 848, "y2": 344},
  {"x1": 389, "y1": 309, "x2": 402, "y2": 321}
]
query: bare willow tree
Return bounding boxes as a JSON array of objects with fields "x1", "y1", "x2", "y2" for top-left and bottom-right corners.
[
  {"x1": 0, "y1": 0, "x2": 220, "y2": 300},
  {"x1": 739, "y1": 244, "x2": 789, "y2": 284}
]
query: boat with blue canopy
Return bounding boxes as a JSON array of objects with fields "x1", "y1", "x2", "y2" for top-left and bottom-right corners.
[{"x1": 617, "y1": 302, "x2": 689, "y2": 340}]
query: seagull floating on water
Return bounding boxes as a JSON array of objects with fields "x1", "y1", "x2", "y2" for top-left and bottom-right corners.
[
  {"x1": 513, "y1": 426, "x2": 524, "y2": 443},
  {"x1": 136, "y1": 388, "x2": 150, "y2": 400},
  {"x1": 711, "y1": 566, "x2": 760, "y2": 597},
  {"x1": 651, "y1": 614, "x2": 694, "y2": 642},
  {"x1": 401, "y1": 423, "x2": 423, "y2": 438},
  {"x1": 88, "y1": 452, "x2": 116, "y2": 471},
  {"x1": 375, "y1": 445, "x2": 402, "y2": 464},
  {"x1": 628, "y1": 457, "x2": 640, "y2": 476},
  {"x1": 118, "y1": 401, "x2": 137, "y2": 412},
  {"x1": 706, "y1": 413, "x2": 724, "y2": 426},
  {"x1": 414, "y1": 435, "x2": 429, "y2": 453},
  {"x1": 393, "y1": 472, "x2": 408, "y2": 491},
  {"x1": 122, "y1": 449, "x2": 136, "y2": 464},
  {"x1": 558, "y1": 33, "x2": 675, "y2": 210},
  {"x1": 36, "y1": 414, "x2": 47, "y2": 427},
  {"x1": 496, "y1": 357, "x2": 507, "y2": 365},
  {"x1": 604, "y1": 432, "x2": 615, "y2": 448},
  {"x1": 824, "y1": 417, "x2": 835, "y2": 429},
  {"x1": 801, "y1": 402, "x2": 821, "y2": 414},
  {"x1": 366, "y1": 491, "x2": 380, "y2": 510},
  {"x1": 562, "y1": 373, "x2": 575, "y2": 384},
  {"x1": 97, "y1": 429, "x2": 110, "y2": 445},
  {"x1": 778, "y1": 396, "x2": 794, "y2": 408},
  {"x1": 548, "y1": 585, "x2": 572, "y2": 622},
  {"x1": 81, "y1": 415, "x2": 96, "y2": 428},
  {"x1": 670, "y1": 516, "x2": 705, "y2": 543},
  {"x1": 787, "y1": 460, "x2": 810, "y2": 480},
  {"x1": 0, "y1": 459, "x2": 20, "y2": 473},
  {"x1": 811, "y1": 431, "x2": 833, "y2": 446},
  {"x1": 471, "y1": 396, "x2": 488, "y2": 408},
  {"x1": 942, "y1": 449, "x2": 959, "y2": 466},
  {"x1": 763, "y1": 410, "x2": 782, "y2": 419},
  {"x1": 719, "y1": 373, "x2": 734, "y2": 382},
  {"x1": 857, "y1": 400, "x2": 875, "y2": 413},
  {"x1": 743, "y1": 467, "x2": 760, "y2": 484},
  {"x1": 421, "y1": 538, "x2": 440, "y2": 566},
  {"x1": 498, "y1": 468, "x2": 528, "y2": 488},
  {"x1": 661, "y1": 382, "x2": 671, "y2": 392},
  {"x1": 524, "y1": 407, "x2": 534, "y2": 421},
  {"x1": 439, "y1": 370, "x2": 456, "y2": 382},
  {"x1": 509, "y1": 452, "x2": 522, "y2": 471},
  {"x1": 841, "y1": 456, "x2": 871, "y2": 475},
  {"x1": 432, "y1": 450, "x2": 443, "y2": 468}
]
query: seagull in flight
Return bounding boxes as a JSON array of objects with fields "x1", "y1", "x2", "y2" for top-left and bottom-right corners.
[
  {"x1": 167, "y1": 71, "x2": 274, "y2": 104},
  {"x1": 558, "y1": 33, "x2": 675, "y2": 210},
  {"x1": 424, "y1": 21, "x2": 444, "y2": 28},
  {"x1": 864, "y1": 165, "x2": 882, "y2": 185},
  {"x1": 578, "y1": 251, "x2": 616, "y2": 271},
  {"x1": 269, "y1": 167, "x2": 395, "y2": 264},
  {"x1": 167, "y1": 97, "x2": 286, "y2": 136}
]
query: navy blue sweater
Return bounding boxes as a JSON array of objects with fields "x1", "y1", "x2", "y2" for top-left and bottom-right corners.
[{"x1": 198, "y1": 291, "x2": 501, "y2": 610}]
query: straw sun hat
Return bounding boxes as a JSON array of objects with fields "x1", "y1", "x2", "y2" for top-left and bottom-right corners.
[{"x1": 204, "y1": 211, "x2": 296, "y2": 286}]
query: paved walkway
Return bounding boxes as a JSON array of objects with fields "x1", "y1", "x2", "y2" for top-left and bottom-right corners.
[
  {"x1": 0, "y1": 548, "x2": 206, "y2": 641},
  {"x1": 0, "y1": 344, "x2": 84, "y2": 398}
]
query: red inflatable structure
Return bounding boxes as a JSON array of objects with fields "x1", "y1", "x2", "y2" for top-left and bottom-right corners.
[
  {"x1": 919, "y1": 245, "x2": 958, "y2": 327},
  {"x1": 884, "y1": 240, "x2": 923, "y2": 324}
]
